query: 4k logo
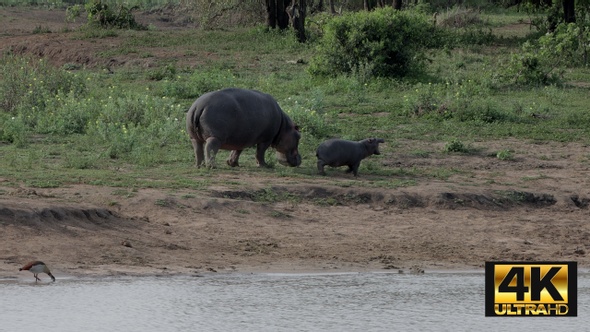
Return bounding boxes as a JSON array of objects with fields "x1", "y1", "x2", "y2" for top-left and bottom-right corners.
[{"x1": 485, "y1": 262, "x2": 577, "y2": 316}]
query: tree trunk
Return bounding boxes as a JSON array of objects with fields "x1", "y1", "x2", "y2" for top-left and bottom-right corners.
[
  {"x1": 266, "y1": 0, "x2": 291, "y2": 30},
  {"x1": 316, "y1": 0, "x2": 324, "y2": 12},
  {"x1": 278, "y1": 0, "x2": 291, "y2": 30},
  {"x1": 266, "y1": 0, "x2": 277, "y2": 28},
  {"x1": 563, "y1": 0, "x2": 576, "y2": 23},
  {"x1": 328, "y1": 0, "x2": 336, "y2": 14},
  {"x1": 393, "y1": 0, "x2": 402, "y2": 10},
  {"x1": 364, "y1": 0, "x2": 370, "y2": 11},
  {"x1": 287, "y1": 0, "x2": 307, "y2": 42}
]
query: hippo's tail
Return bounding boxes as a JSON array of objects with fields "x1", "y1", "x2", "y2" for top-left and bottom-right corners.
[{"x1": 186, "y1": 103, "x2": 205, "y2": 139}]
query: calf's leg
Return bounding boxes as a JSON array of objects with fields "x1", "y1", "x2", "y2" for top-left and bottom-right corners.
[{"x1": 317, "y1": 159, "x2": 327, "y2": 175}]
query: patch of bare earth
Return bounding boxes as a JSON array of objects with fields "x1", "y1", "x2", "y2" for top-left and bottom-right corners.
[
  {"x1": 1, "y1": 8, "x2": 590, "y2": 279},
  {"x1": 0, "y1": 7, "x2": 202, "y2": 69}
]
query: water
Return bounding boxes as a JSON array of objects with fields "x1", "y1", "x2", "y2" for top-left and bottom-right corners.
[{"x1": 1, "y1": 272, "x2": 589, "y2": 332}]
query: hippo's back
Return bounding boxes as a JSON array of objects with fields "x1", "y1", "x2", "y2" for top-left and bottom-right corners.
[{"x1": 187, "y1": 88, "x2": 285, "y2": 148}]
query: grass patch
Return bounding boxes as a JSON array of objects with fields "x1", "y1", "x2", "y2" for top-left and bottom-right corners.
[{"x1": 1, "y1": 6, "x2": 589, "y2": 194}]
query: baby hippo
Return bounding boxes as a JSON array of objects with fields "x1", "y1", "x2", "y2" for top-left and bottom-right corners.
[{"x1": 316, "y1": 138, "x2": 385, "y2": 176}]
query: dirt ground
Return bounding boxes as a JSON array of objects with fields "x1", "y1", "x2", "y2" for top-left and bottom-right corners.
[{"x1": 1, "y1": 8, "x2": 590, "y2": 279}]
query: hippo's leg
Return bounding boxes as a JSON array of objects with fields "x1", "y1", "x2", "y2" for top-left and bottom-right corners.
[
  {"x1": 191, "y1": 139, "x2": 205, "y2": 168},
  {"x1": 227, "y1": 150, "x2": 242, "y2": 167},
  {"x1": 255, "y1": 142, "x2": 271, "y2": 167},
  {"x1": 317, "y1": 159, "x2": 327, "y2": 175},
  {"x1": 348, "y1": 162, "x2": 361, "y2": 177},
  {"x1": 204, "y1": 137, "x2": 221, "y2": 168}
]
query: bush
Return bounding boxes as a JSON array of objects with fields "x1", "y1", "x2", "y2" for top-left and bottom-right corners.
[
  {"x1": 161, "y1": 68, "x2": 238, "y2": 100},
  {"x1": 0, "y1": 115, "x2": 28, "y2": 148},
  {"x1": 71, "y1": 0, "x2": 146, "y2": 30},
  {"x1": 0, "y1": 56, "x2": 86, "y2": 115},
  {"x1": 496, "y1": 149, "x2": 514, "y2": 161},
  {"x1": 308, "y1": 8, "x2": 439, "y2": 79},
  {"x1": 443, "y1": 138, "x2": 469, "y2": 153},
  {"x1": 501, "y1": 23, "x2": 589, "y2": 86},
  {"x1": 403, "y1": 80, "x2": 501, "y2": 120}
]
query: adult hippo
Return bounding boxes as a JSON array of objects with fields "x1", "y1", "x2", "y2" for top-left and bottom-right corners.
[
  {"x1": 186, "y1": 88, "x2": 302, "y2": 168},
  {"x1": 316, "y1": 138, "x2": 385, "y2": 176}
]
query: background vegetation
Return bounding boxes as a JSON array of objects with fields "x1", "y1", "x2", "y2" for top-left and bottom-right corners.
[{"x1": 1, "y1": 0, "x2": 590, "y2": 189}]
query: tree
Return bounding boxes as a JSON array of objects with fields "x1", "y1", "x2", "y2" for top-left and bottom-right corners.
[
  {"x1": 287, "y1": 0, "x2": 307, "y2": 42},
  {"x1": 266, "y1": 0, "x2": 290, "y2": 29},
  {"x1": 266, "y1": 0, "x2": 307, "y2": 42},
  {"x1": 266, "y1": 0, "x2": 277, "y2": 28},
  {"x1": 563, "y1": 0, "x2": 576, "y2": 23},
  {"x1": 328, "y1": 0, "x2": 336, "y2": 13}
]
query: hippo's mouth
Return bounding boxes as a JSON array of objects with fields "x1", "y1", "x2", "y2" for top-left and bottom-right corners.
[{"x1": 277, "y1": 151, "x2": 301, "y2": 167}]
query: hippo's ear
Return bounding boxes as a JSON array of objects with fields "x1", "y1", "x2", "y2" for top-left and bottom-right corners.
[
  {"x1": 367, "y1": 138, "x2": 375, "y2": 143},
  {"x1": 294, "y1": 125, "x2": 300, "y2": 132}
]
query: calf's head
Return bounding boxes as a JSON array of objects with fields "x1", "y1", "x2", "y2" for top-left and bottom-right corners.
[{"x1": 362, "y1": 138, "x2": 385, "y2": 156}]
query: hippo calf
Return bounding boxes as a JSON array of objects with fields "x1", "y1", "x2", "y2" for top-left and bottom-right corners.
[
  {"x1": 186, "y1": 88, "x2": 302, "y2": 168},
  {"x1": 316, "y1": 138, "x2": 385, "y2": 176}
]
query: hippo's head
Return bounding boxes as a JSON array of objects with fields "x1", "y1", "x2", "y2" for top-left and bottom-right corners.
[
  {"x1": 275, "y1": 124, "x2": 302, "y2": 167},
  {"x1": 363, "y1": 138, "x2": 385, "y2": 156}
]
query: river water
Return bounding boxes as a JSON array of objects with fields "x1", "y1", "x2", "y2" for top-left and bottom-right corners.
[{"x1": 1, "y1": 271, "x2": 588, "y2": 332}]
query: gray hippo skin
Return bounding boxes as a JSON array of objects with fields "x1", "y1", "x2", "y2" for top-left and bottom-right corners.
[
  {"x1": 316, "y1": 138, "x2": 385, "y2": 176},
  {"x1": 186, "y1": 88, "x2": 302, "y2": 168}
]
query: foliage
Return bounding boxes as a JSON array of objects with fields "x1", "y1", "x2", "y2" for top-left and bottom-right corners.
[
  {"x1": 401, "y1": 80, "x2": 514, "y2": 123},
  {"x1": 308, "y1": 8, "x2": 440, "y2": 79},
  {"x1": 67, "y1": 0, "x2": 146, "y2": 30},
  {"x1": 284, "y1": 101, "x2": 338, "y2": 139},
  {"x1": 0, "y1": 55, "x2": 86, "y2": 115},
  {"x1": 496, "y1": 149, "x2": 514, "y2": 160},
  {"x1": 501, "y1": 22, "x2": 590, "y2": 85},
  {"x1": 180, "y1": 0, "x2": 265, "y2": 29},
  {"x1": 0, "y1": 115, "x2": 28, "y2": 148},
  {"x1": 2, "y1": 6, "x2": 590, "y2": 182},
  {"x1": 65, "y1": 4, "x2": 83, "y2": 23},
  {"x1": 443, "y1": 138, "x2": 469, "y2": 153},
  {"x1": 161, "y1": 67, "x2": 239, "y2": 100},
  {"x1": 437, "y1": 7, "x2": 483, "y2": 28}
]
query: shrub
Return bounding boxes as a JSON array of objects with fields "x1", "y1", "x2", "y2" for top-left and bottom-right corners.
[
  {"x1": 0, "y1": 56, "x2": 86, "y2": 115},
  {"x1": 34, "y1": 91, "x2": 93, "y2": 135},
  {"x1": 501, "y1": 23, "x2": 589, "y2": 86},
  {"x1": 454, "y1": 99, "x2": 511, "y2": 123},
  {"x1": 443, "y1": 138, "x2": 469, "y2": 153},
  {"x1": 284, "y1": 104, "x2": 337, "y2": 140},
  {"x1": 0, "y1": 115, "x2": 28, "y2": 148},
  {"x1": 308, "y1": 8, "x2": 438, "y2": 79},
  {"x1": 162, "y1": 68, "x2": 239, "y2": 101},
  {"x1": 69, "y1": 0, "x2": 146, "y2": 30},
  {"x1": 496, "y1": 149, "x2": 514, "y2": 161},
  {"x1": 402, "y1": 80, "x2": 510, "y2": 123}
]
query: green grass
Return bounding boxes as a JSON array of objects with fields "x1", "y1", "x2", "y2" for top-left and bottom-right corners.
[{"x1": 1, "y1": 5, "x2": 590, "y2": 193}]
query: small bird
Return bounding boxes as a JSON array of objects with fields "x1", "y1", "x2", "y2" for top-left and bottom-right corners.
[{"x1": 19, "y1": 261, "x2": 56, "y2": 282}]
